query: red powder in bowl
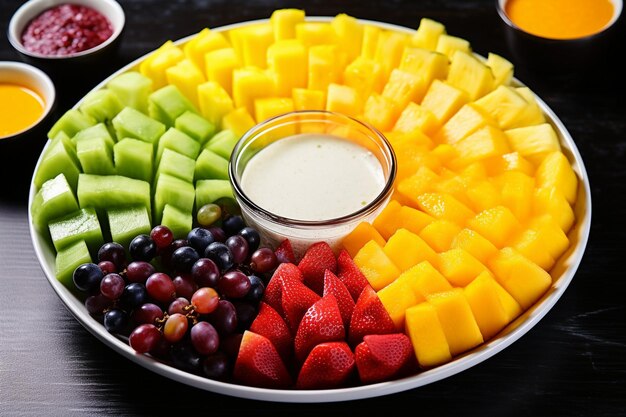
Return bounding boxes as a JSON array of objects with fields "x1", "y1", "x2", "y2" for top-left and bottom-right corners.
[{"x1": 21, "y1": 3, "x2": 114, "y2": 56}]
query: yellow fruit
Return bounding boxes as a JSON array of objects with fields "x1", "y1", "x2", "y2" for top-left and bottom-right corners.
[
  {"x1": 450, "y1": 228, "x2": 499, "y2": 265},
  {"x1": 419, "y1": 219, "x2": 462, "y2": 253},
  {"x1": 532, "y1": 187, "x2": 575, "y2": 233},
  {"x1": 140, "y1": 41, "x2": 185, "y2": 89},
  {"x1": 487, "y1": 247, "x2": 552, "y2": 309},
  {"x1": 232, "y1": 67, "x2": 275, "y2": 116},
  {"x1": 308, "y1": 45, "x2": 344, "y2": 91},
  {"x1": 165, "y1": 58, "x2": 205, "y2": 107},
  {"x1": 427, "y1": 288, "x2": 484, "y2": 356},
  {"x1": 436, "y1": 248, "x2": 488, "y2": 287},
  {"x1": 398, "y1": 205, "x2": 435, "y2": 235},
  {"x1": 446, "y1": 50, "x2": 494, "y2": 101},
  {"x1": 254, "y1": 97, "x2": 294, "y2": 123},
  {"x1": 483, "y1": 151, "x2": 535, "y2": 177},
  {"x1": 436, "y1": 34, "x2": 471, "y2": 60},
  {"x1": 270, "y1": 8, "x2": 305, "y2": 40},
  {"x1": 399, "y1": 47, "x2": 449, "y2": 88},
  {"x1": 382, "y1": 69, "x2": 427, "y2": 110},
  {"x1": 396, "y1": 166, "x2": 438, "y2": 203},
  {"x1": 353, "y1": 240, "x2": 401, "y2": 291},
  {"x1": 513, "y1": 87, "x2": 546, "y2": 128},
  {"x1": 473, "y1": 85, "x2": 530, "y2": 130},
  {"x1": 450, "y1": 125, "x2": 511, "y2": 168},
  {"x1": 405, "y1": 302, "x2": 452, "y2": 368},
  {"x1": 372, "y1": 199, "x2": 403, "y2": 239},
  {"x1": 343, "y1": 57, "x2": 385, "y2": 100},
  {"x1": 231, "y1": 24, "x2": 274, "y2": 68},
  {"x1": 393, "y1": 102, "x2": 440, "y2": 137},
  {"x1": 361, "y1": 25, "x2": 381, "y2": 60},
  {"x1": 204, "y1": 48, "x2": 239, "y2": 96},
  {"x1": 463, "y1": 271, "x2": 512, "y2": 339},
  {"x1": 292, "y1": 88, "x2": 325, "y2": 111},
  {"x1": 421, "y1": 79, "x2": 469, "y2": 125},
  {"x1": 221, "y1": 107, "x2": 256, "y2": 138},
  {"x1": 403, "y1": 261, "x2": 453, "y2": 298},
  {"x1": 331, "y1": 13, "x2": 363, "y2": 62},
  {"x1": 486, "y1": 52, "x2": 514, "y2": 87},
  {"x1": 512, "y1": 215, "x2": 570, "y2": 271},
  {"x1": 411, "y1": 18, "x2": 446, "y2": 50},
  {"x1": 267, "y1": 40, "x2": 308, "y2": 97},
  {"x1": 535, "y1": 151, "x2": 578, "y2": 204},
  {"x1": 197, "y1": 81, "x2": 234, "y2": 128},
  {"x1": 496, "y1": 171, "x2": 535, "y2": 223},
  {"x1": 326, "y1": 83, "x2": 361, "y2": 118},
  {"x1": 467, "y1": 205, "x2": 522, "y2": 248},
  {"x1": 341, "y1": 221, "x2": 386, "y2": 258},
  {"x1": 504, "y1": 123, "x2": 561, "y2": 163},
  {"x1": 434, "y1": 103, "x2": 495, "y2": 145},
  {"x1": 414, "y1": 192, "x2": 475, "y2": 226},
  {"x1": 183, "y1": 28, "x2": 230, "y2": 72},
  {"x1": 295, "y1": 22, "x2": 335, "y2": 47},
  {"x1": 362, "y1": 93, "x2": 398, "y2": 132},
  {"x1": 383, "y1": 228, "x2": 439, "y2": 272},
  {"x1": 374, "y1": 31, "x2": 409, "y2": 78},
  {"x1": 378, "y1": 278, "x2": 419, "y2": 330},
  {"x1": 466, "y1": 179, "x2": 502, "y2": 213}
]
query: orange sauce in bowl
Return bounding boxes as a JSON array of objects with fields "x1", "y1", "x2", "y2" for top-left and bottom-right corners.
[
  {"x1": 504, "y1": 0, "x2": 615, "y2": 40},
  {"x1": 0, "y1": 84, "x2": 45, "y2": 138}
]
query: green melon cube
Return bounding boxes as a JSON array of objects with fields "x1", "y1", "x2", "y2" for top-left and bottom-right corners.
[
  {"x1": 79, "y1": 89, "x2": 124, "y2": 123},
  {"x1": 77, "y1": 174, "x2": 152, "y2": 221},
  {"x1": 155, "y1": 127, "x2": 200, "y2": 166},
  {"x1": 161, "y1": 204, "x2": 192, "y2": 239},
  {"x1": 72, "y1": 123, "x2": 116, "y2": 147},
  {"x1": 55, "y1": 239, "x2": 93, "y2": 291},
  {"x1": 195, "y1": 179, "x2": 234, "y2": 209},
  {"x1": 156, "y1": 149, "x2": 195, "y2": 183},
  {"x1": 31, "y1": 173, "x2": 79, "y2": 234},
  {"x1": 34, "y1": 132, "x2": 82, "y2": 190},
  {"x1": 107, "y1": 205, "x2": 152, "y2": 249},
  {"x1": 47, "y1": 109, "x2": 97, "y2": 139},
  {"x1": 148, "y1": 85, "x2": 198, "y2": 128},
  {"x1": 113, "y1": 138, "x2": 154, "y2": 183},
  {"x1": 49, "y1": 208, "x2": 104, "y2": 255},
  {"x1": 194, "y1": 148, "x2": 229, "y2": 181},
  {"x1": 153, "y1": 174, "x2": 195, "y2": 224},
  {"x1": 76, "y1": 136, "x2": 116, "y2": 175},
  {"x1": 106, "y1": 71, "x2": 153, "y2": 114},
  {"x1": 175, "y1": 110, "x2": 216, "y2": 145},
  {"x1": 112, "y1": 107, "x2": 165, "y2": 144},
  {"x1": 205, "y1": 129, "x2": 238, "y2": 159}
]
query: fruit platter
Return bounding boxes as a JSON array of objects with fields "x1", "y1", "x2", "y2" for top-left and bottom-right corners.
[{"x1": 28, "y1": 10, "x2": 591, "y2": 402}]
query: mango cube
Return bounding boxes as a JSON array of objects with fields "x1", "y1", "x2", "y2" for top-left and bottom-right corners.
[
  {"x1": 466, "y1": 180, "x2": 501, "y2": 213},
  {"x1": 378, "y1": 278, "x2": 419, "y2": 330},
  {"x1": 183, "y1": 28, "x2": 230, "y2": 72},
  {"x1": 419, "y1": 219, "x2": 462, "y2": 253},
  {"x1": 270, "y1": 8, "x2": 305, "y2": 40},
  {"x1": 353, "y1": 240, "x2": 401, "y2": 291},
  {"x1": 341, "y1": 221, "x2": 386, "y2": 258},
  {"x1": 254, "y1": 97, "x2": 294, "y2": 123},
  {"x1": 400, "y1": 261, "x2": 453, "y2": 299},
  {"x1": 468, "y1": 206, "x2": 522, "y2": 249},
  {"x1": 512, "y1": 215, "x2": 570, "y2": 271},
  {"x1": 231, "y1": 24, "x2": 274, "y2": 68},
  {"x1": 504, "y1": 123, "x2": 561, "y2": 163},
  {"x1": 139, "y1": 41, "x2": 184, "y2": 89},
  {"x1": 463, "y1": 271, "x2": 511, "y2": 339},
  {"x1": 331, "y1": 13, "x2": 363, "y2": 62},
  {"x1": 361, "y1": 25, "x2": 381, "y2": 60},
  {"x1": 295, "y1": 22, "x2": 335, "y2": 47},
  {"x1": 362, "y1": 93, "x2": 398, "y2": 132},
  {"x1": 414, "y1": 192, "x2": 475, "y2": 227},
  {"x1": 532, "y1": 187, "x2": 575, "y2": 233},
  {"x1": 405, "y1": 302, "x2": 452, "y2": 368},
  {"x1": 396, "y1": 166, "x2": 438, "y2": 203},
  {"x1": 292, "y1": 88, "x2": 325, "y2": 110},
  {"x1": 450, "y1": 228, "x2": 499, "y2": 265},
  {"x1": 221, "y1": 107, "x2": 256, "y2": 138},
  {"x1": 497, "y1": 171, "x2": 535, "y2": 222},
  {"x1": 535, "y1": 151, "x2": 578, "y2": 204},
  {"x1": 308, "y1": 45, "x2": 345, "y2": 92},
  {"x1": 436, "y1": 248, "x2": 488, "y2": 287},
  {"x1": 383, "y1": 228, "x2": 439, "y2": 272}
]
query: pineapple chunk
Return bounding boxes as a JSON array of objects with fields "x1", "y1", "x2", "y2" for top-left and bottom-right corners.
[
  {"x1": 447, "y1": 50, "x2": 494, "y2": 101},
  {"x1": 419, "y1": 219, "x2": 462, "y2": 253},
  {"x1": 421, "y1": 79, "x2": 469, "y2": 125},
  {"x1": 374, "y1": 31, "x2": 409, "y2": 78},
  {"x1": 183, "y1": 28, "x2": 230, "y2": 72},
  {"x1": 486, "y1": 52, "x2": 514, "y2": 87},
  {"x1": 361, "y1": 25, "x2": 381, "y2": 59},
  {"x1": 292, "y1": 88, "x2": 325, "y2": 110},
  {"x1": 405, "y1": 302, "x2": 452, "y2": 368},
  {"x1": 393, "y1": 102, "x2": 440, "y2": 136},
  {"x1": 434, "y1": 103, "x2": 495, "y2": 145},
  {"x1": 197, "y1": 81, "x2": 234, "y2": 129},
  {"x1": 232, "y1": 67, "x2": 275, "y2": 116},
  {"x1": 341, "y1": 221, "x2": 386, "y2": 258},
  {"x1": 384, "y1": 228, "x2": 439, "y2": 272},
  {"x1": 221, "y1": 107, "x2": 256, "y2": 138},
  {"x1": 399, "y1": 47, "x2": 450, "y2": 88},
  {"x1": 504, "y1": 123, "x2": 561, "y2": 163},
  {"x1": 483, "y1": 151, "x2": 535, "y2": 177},
  {"x1": 254, "y1": 97, "x2": 294, "y2": 123},
  {"x1": 343, "y1": 56, "x2": 385, "y2": 100},
  {"x1": 451, "y1": 125, "x2": 511, "y2": 167},
  {"x1": 513, "y1": 87, "x2": 547, "y2": 128},
  {"x1": 331, "y1": 13, "x2": 363, "y2": 62},
  {"x1": 468, "y1": 206, "x2": 522, "y2": 249},
  {"x1": 436, "y1": 34, "x2": 471, "y2": 60},
  {"x1": 308, "y1": 45, "x2": 344, "y2": 91},
  {"x1": 362, "y1": 93, "x2": 398, "y2": 132},
  {"x1": 463, "y1": 271, "x2": 512, "y2": 339},
  {"x1": 353, "y1": 240, "x2": 401, "y2": 291},
  {"x1": 140, "y1": 41, "x2": 185, "y2": 89},
  {"x1": 497, "y1": 171, "x2": 535, "y2": 222},
  {"x1": 295, "y1": 22, "x2": 335, "y2": 47},
  {"x1": 382, "y1": 69, "x2": 427, "y2": 110},
  {"x1": 474, "y1": 85, "x2": 530, "y2": 130},
  {"x1": 267, "y1": 40, "x2": 308, "y2": 97},
  {"x1": 436, "y1": 248, "x2": 488, "y2": 287},
  {"x1": 535, "y1": 151, "x2": 578, "y2": 204},
  {"x1": 326, "y1": 83, "x2": 361, "y2": 117},
  {"x1": 166, "y1": 59, "x2": 205, "y2": 108},
  {"x1": 451, "y1": 228, "x2": 499, "y2": 265},
  {"x1": 411, "y1": 18, "x2": 446, "y2": 50},
  {"x1": 205, "y1": 48, "x2": 239, "y2": 97},
  {"x1": 270, "y1": 8, "x2": 305, "y2": 40},
  {"x1": 231, "y1": 24, "x2": 274, "y2": 68}
]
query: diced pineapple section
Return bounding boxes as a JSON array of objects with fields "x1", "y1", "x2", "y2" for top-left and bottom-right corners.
[{"x1": 446, "y1": 50, "x2": 494, "y2": 101}]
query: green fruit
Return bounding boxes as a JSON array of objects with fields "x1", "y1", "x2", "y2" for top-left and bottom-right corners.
[
  {"x1": 153, "y1": 173, "x2": 195, "y2": 225},
  {"x1": 161, "y1": 204, "x2": 193, "y2": 239},
  {"x1": 175, "y1": 110, "x2": 216, "y2": 145},
  {"x1": 107, "y1": 205, "x2": 152, "y2": 249},
  {"x1": 76, "y1": 135, "x2": 116, "y2": 175},
  {"x1": 155, "y1": 127, "x2": 200, "y2": 166},
  {"x1": 55, "y1": 239, "x2": 92, "y2": 291},
  {"x1": 106, "y1": 71, "x2": 153, "y2": 114},
  {"x1": 77, "y1": 174, "x2": 152, "y2": 221},
  {"x1": 148, "y1": 84, "x2": 197, "y2": 127},
  {"x1": 47, "y1": 109, "x2": 97, "y2": 139},
  {"x1": 205, "y1": 129, "x2": 238, "y2": 159},
  {"x1": 156, "y1": 148, "x2": 196, "y2": 183},
  {"x1": 113, "y1": 138, "x2": 154, "y2": 183},
  {"x1": 31, "y1": 173, "x2": 79, "y2": 235},
  {"x1": 194, "y1": 148, "x2": 229, "y2": 181},
  {"x1": 34, "y1": 132, "x2": 81, "y2": 190},
  {"x1": 48, "y1": 208, "x2": 104, "y2": 254},
  {"x1": 195, "y1": 179, "x2": 234, "y2": 209},
  {"x1": 79, "y1": 89, "x2": 123, "y2": 123},
  {"x1": 112, "y1": 106, "x2": 165, "y2": 144}
]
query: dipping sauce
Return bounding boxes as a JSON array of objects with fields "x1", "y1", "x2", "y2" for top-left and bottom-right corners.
[
  {"x1": 240, "y1": 133, "x2": 386, "y2": 221},
  {"x1": 21, "y1": 4, "x2": 113, "y2": 56},
  {"x1": 0, "y1": 84, "x2": 45, "y2": 138},
  {"x1": 504, "y1": 0, "x2": 615, "y2": 40}
]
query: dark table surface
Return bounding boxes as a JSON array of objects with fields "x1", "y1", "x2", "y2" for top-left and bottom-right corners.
[{"x1": 1, "y1": 0, "x2": 625, "y2": 416}]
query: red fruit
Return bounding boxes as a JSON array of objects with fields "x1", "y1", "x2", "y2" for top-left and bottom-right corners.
[
  {"x1": 275, "y1": 239, "x2": 297, "y2": 264},
  {"x1": 297, "y1": 241, "x2": 337, "y2": 295},
  {"x1": 281, "y1": 271, "x2": 321, "y2": 334},
  {"x1": 348, "y1": 285, "x2": 396, "y2": 347},
  {"x1": 336, "y1": 249, "x2": 370, "y2": 302},
  {"x1": 323, "y1": 269, "x2": 355, "y2": 329},
  {"x1": 296, "y1": 342, "x2": 355, "y2": 389},
  {"x1": 262, "y1": 263, "x2": 303, "y2": 316},
  {"x1": 233, "y1": 330, "x2": 292, "y2": 389},
  {"x1": 294, "y1": 294, "x2": 345, "y2": 363},
  {"x1": 355, "y1": 333, "x2": 416, "y2": 384},
  {"x1": 249, "y1": 302, "x2": 294, "y2": 361}
]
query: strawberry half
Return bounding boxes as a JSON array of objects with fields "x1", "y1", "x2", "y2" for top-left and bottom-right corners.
[
  {"x1": 262, "y1": 262, "x2": 303, "y2": 316},
  {"x1": 296, "y1": 342, "x2": 356, "y2": 390},
  {"x1": 249, "y1": 302, "x2": 294, "y2": 361},
  {"x1": 348, "y1": 285, "x2": 396, "y2": 347},
  {"x1": 323, "y1": 269, "x2": 355, "y2": 329},
  {"x1": 297, "y1": 241, "x2": 337, "y2": 295},
  {"x1": 275, "y1": 239, "x2": 297, "y2": 264},
  {"x1": 233, "y1": 330, "x2": 292, "y2": 389},
  {"x1": 336, "y1": 249, "x2": 370, "y2": 302},
  {"x1": 294, "y1": 294, "x2": 345, "y2": 363},
  {"x1": 281, "y1": 270, "x2": 321, "y2": 334},
  {"x1": 355, "y1": 333, "x2": 417, "y2": 384}
]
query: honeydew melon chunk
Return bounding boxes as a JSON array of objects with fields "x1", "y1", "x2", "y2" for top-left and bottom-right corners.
[
  {"x1": 47, "y1": 109, "x2": 97, "y2": 139},
  {"x1": 77, "y1": 174, "x2": 152, "y2": 222},
  {"x1": 205, "y1": 129, "x2": 238, "y2": 159},
  {"x1": 107, "y1": 205, "x2": 152, "y2": 249},
  {"x1": 49, "y1": 207, "x2": 104, "y2": 254},
  {"x1": 106, "y1": 71, "x2": 153, "y2": 114},
  {"x1": 153, "y1": 174, "x2": 195, "y2": 225},
  {"x1": 55, "y1": 239, "x2": 92, "y2": 291},
  {"x1": 195, "y1": 179, "x2": 234, "y2": 209},
  {"x1": 72, "y1": 123, "x2": 115, "y2": 147},
  {"x1": 79, "y1": 88, "x2": 124, "y2": 123},
  {"x1": 34, "y1": 132, "x2": 81, "y2": 190},
  {"x1": 194, "y1": 149, "x2": 229, "y2": 181},
  {"x1": 113, "y1": 138, "x2": 154, "y2": 183},
  {"x1": 175, "y1": 110, "x2": 216, "y2": 146},
  {"x1": 148, "y1": 84, "x2": 198, "y2": 128},
  {"x1": 161, "y1": 204, "x2": 193, "y2": 239},
  {"x1": 155, "y1": 127, "x2": 201, "y2": 167},
  {"x1": 112, "y1": 107, "x2": 165, "y2": 144},
  {"x1": 156, "y1": 149, "x2": 196, "y2": 183},
  {"x1": 76, "y1": 136, "x2": 116, "y2": 175},
  {"x1": 31, "y1": 173, "x2": 79, "y2": 234}
]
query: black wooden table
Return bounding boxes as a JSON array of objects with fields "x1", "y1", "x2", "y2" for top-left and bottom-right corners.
[{"x1": 1, "y1": 1, "x2": 625, "y2": 415}]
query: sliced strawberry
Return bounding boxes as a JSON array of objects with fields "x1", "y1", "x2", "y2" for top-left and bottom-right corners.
[
  {"x1": 294, "y1": 294, "x2": 345, "y2": 363},
  {"x1": 355, "y1": 333, "x2": 417, "y2": 384},
  {"x1": 348, "y1": 285, "x2": 396, "y2": 347},
  {"x1": 261, "y1": 262, "x2": 303, "y2": 316},
  {"x1": 323, "y1": 269, "x2": 355, "y2": 329},
  {"x1": 233, "y1": 330, "x2": 292, "y2": 389},
  {"x1": 336, "y1": 249, "x2": 370, "y2": 302},
  {"x1": 249, "y1": 302, "x2": 294, "y2": 361},
  {"x1": 296, "y1": 342, "x2": 356, "y2": 390},
  {"x1": 297, "y1": 241, "x2": 337, "y2": 295},
  {"x1": 275, "y1": 239, "x2": 297, "y2": 264},
  {"x1": 281, "y1": 271, "x2": 321, "y2": 334}
]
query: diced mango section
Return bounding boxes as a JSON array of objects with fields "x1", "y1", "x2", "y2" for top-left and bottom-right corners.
[
  {"x1": 467, "y1": 206, "x2": 522, "y2": 248},
  {"x1": 341, "y1": 221, "x2": 386, "y2": 258},
  {"x1": 463, "y1": 271, "x2": 511, "y2": 339},
  {"x1": 535, "y1": 151, "x2": 578, "y2": 204},
  {"x1": 533, "y1": 187, "x2": 575, "y2": 233},
  {"x1": 405, "y1": 303, "x2": 452, "y2": 368},
  {"x1": 378, "y1": 278, "x2": 419, "y2": 330},
  {"x1": 414, "y1": 192, "x2": 475, "y2": 226},
  {"x1": 383, "y1": 228, "x2": 439, "y2": 272},
  {"x1": 270, "y1": 8, "x2": 305, "y2": 40},
  {"x1": 401, "y1": 261, "x2": 453, "y2": 299},
  {"x1": 353, "y1": 240, "x2": 401, "y2": 291},
  {"x1": 419, "y1": 219, "x2": 462, "y2": 253},
  {"x1": 436, "y1": 248, "x2": 488, "y2": 287},
  {"x1": 512, "y1": 215, "x2": 570, "y2": 271},
  {"x1": 450, "y1": 228, "x2": 498, "y2": 265}
]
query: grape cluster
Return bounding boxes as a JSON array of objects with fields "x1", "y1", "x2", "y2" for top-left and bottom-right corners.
[{"x1": 72, "y1": 204, "x2": 279, "y2": 381}]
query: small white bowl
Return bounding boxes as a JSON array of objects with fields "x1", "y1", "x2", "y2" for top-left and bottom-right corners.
[
  {"x1": 7, "y1": 0, "x2": 125, "y2": 69},
  {"x1": 0, "y1": 61, "x2": 55, "y2": 142}
]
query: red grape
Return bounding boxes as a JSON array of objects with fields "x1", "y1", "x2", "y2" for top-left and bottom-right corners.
[
  {"x1": 100, "y1": 273, "x2": 125, "y2": 300},
  {"x1": 218, "y1": 270, "x2": 251, "y2": 298},
  {"x1": 163, "y1": 313, "x2": 188, "y2": 343},
  {"x1": 191, "y1": 287, "x2": 219, "y2": 314},
  {"x1": 146, "y1": 272, "x2": 176, "y2": 304},
  {"x1": 129, "y1": 324, "x2": 162, "y2": 354},
  {"x1": 168, "y1": 297, "x2": 190, "y2": 315},
  {"x1": 190, "y1": 321, "x2": 219, "y2": 355},
  {"x1": 125, "y1": 261, "x2": 155, "y2": 283},
  {"x1": 150, "y1": 225, "x2": 174, "y2": 249},
  {"x1": 249, "y1": 247, "x2": 277, "y2": 273},
  {"x1": 132, "y1": 303, "x2": 164, "y2": 325},
  {"x1": 172, "y1": 274, "x2": 197, "y2": 300}
]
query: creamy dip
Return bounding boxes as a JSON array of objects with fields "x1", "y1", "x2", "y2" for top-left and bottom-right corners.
[{"x1": 240, "y1": 133, "x2": 385, "y2": 221}]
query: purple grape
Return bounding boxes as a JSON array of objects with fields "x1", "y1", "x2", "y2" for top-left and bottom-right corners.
[
  {"x1": 208, "y1": 226, "x2": 226, "y2": 243},
  {"x1": 171, "y1": 342, "x2": 202, "y2": 374},
  {"x1": 129, "y1": 234, "x2": 157, "y2": 261},
  {"x1": 187, "y1": 227, "x2": 215, "y2": 254},
  {"x1": 73, "y1": 262, "x2": 104, "y2": 293},
  {"x1": 172, "y1": 274, "x2": 197, "y2": 300},
  {"x1": 97, "y1": 242, "x2": 127, "y2": 270},
  {"x1": 190, "y1": 321, "x2": 220, "y2": 355},
  {"x1": 202, "y1": 352, "x2": 230, "y2": 380},
  {"x1": 218, "y1": 270, "x2": 251, "y2": 298},
  {"x1": 238, "y1": 227, "x2": 260, "y2": 253},
  {"x1": 206, "y1": 299, "x2": 238, "y2": 335},
  {"x1": 168, "y1": 297, "x2": 191, "y2": 315},
  {"x1": 125, "y1": 261, "x2": 156, "y2": 284},
  {"x1": 222, "y1": 214, "x2": 245, "y2": 236},
  {"x1": 120, "y1": 282, "x2": 148, "y2": 309},
  {"x1": 103, "y1": 308, "x2": 128, "y2": 333},
  {"x1": 170, "y1": 246, "x2": 200, "y2": 273},
  {"x1": 85, "y1": 294, "x2": 112, "y2": 316},
  {"x1": 233, "y1": 301, "x2": 257, "y2": 331},
  {"x1": 145, "y1": 272, "x2": 176, "y2": 304},
  {"x1": 249, "y1": 247, "x2": 277, "y2": 273},
  {"x1": 225, "y1": 234, "x2": 249, "y2": 264},
  {"x1": 132, "y1": 303, "x2": 164, "y2": 325},
  {"x1": 100, "y1": 273, "x2": 125, "y2": 300},
  {"x1": 190, "y1": 258, "x2": 220, "y2": 288},
  {"x1": 204, "y1": 242, "x2": 234, "y2": 272},
  {"x1": 245, "y1": 274, "x2": 265, "y2": 303}
]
